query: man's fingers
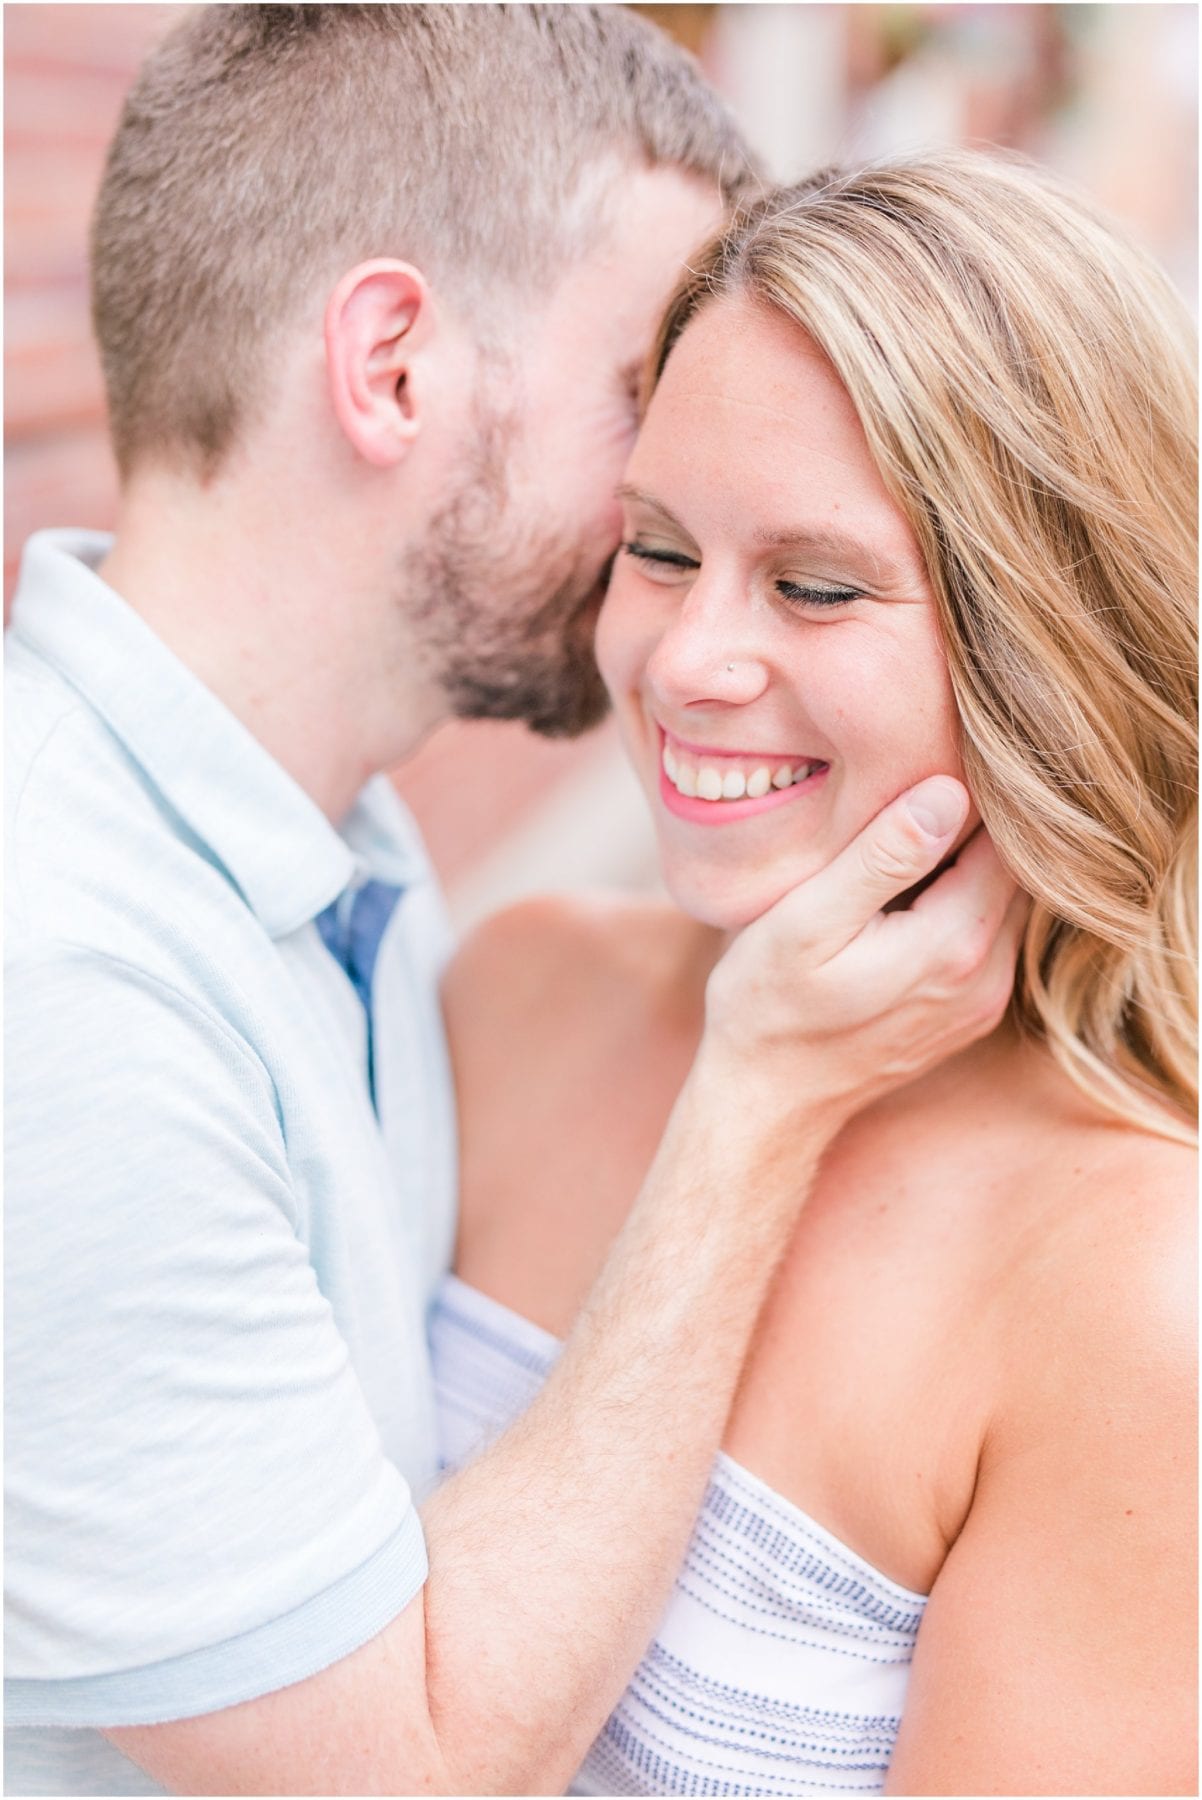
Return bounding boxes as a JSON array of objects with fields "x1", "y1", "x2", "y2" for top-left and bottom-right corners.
[
  {"x1": 905, "y1": 822, "x2": 1020, "y2": 956},
  {"x1": 769, "y1": 776, "x2": 971, "y2": 960},
  {"x1": 996, "y1": 886, "x2": 1032, "y2": 965},
  {"x1": 867, "y1": 857, "x2": 1027, "y2": 1016},
  {"x1": 939, "y1": 887, "x2": 1031, "y2": 1040}
]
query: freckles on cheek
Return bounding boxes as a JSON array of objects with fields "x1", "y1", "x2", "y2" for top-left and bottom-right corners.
[{"x1": 819, "y1": 635, "x2": 961, "y2": 793}]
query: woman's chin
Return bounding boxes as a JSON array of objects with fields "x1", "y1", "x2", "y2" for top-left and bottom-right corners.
[{"x1": 660, "y1": 865, "x2": 796, "y2": 934}]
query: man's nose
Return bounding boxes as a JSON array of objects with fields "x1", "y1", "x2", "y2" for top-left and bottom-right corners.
[{"x1": 645, "y1": 580, "x2": 771, "y2": 712}]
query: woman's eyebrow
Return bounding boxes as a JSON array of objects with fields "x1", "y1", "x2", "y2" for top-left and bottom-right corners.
[
  {"x1": 753, "y1": 522, "x2": 868, "y2": 558},
  {"x1": 752, "y1": 522, "x2": 920, "y2": 584},
  {"x1": 615, "y1": 484, "x2": 688, "y2": 529}
]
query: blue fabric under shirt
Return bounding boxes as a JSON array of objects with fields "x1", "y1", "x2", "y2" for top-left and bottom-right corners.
[{"x1": 316, "y1": 878, "x2": 405, "y2": 1107}]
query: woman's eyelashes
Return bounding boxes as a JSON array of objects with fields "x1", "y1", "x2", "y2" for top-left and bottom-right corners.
[
  {"x1": 622, "y1": 540, "x2": 698, "y2": 573},
  {"x1": 776, "y1": 578, "x2": 861, "y2": 609},
  {"x1": 621, "y1": 541, "x2": 861, "y2": 612}
]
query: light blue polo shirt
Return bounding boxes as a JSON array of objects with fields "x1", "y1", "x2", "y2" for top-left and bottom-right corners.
[{"x1": 5, "y1": 530, "x2": 459, "y2": 1795}]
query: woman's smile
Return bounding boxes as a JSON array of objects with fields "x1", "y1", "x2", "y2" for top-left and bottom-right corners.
[{"x1": 657, "y1": 726, "x2": 830, "y2": 823}]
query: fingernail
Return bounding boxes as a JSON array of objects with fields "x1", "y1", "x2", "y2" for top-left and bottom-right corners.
[{"x1": 905, "y1": 777, "x2": 967, "y2": 838}]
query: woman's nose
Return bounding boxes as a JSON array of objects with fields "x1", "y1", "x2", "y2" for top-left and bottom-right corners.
[{"x1": 644, "y1": 588, "x2": 771, "y2": 712}]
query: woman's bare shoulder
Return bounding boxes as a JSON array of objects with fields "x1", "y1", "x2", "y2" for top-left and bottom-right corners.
[
  {"x1": 887, "y1": 1080, "x2": 1196, "y2": 1800},
  {"x1": 994, "y1": 1062, "x2": 1196, "y2": 1431},
  {"x1": 1060, "y1": 1124, "x2": 1194, "y2": 1338},
  {"x1": 441, "y1": 890, "x2": 716, "y2": 1058},
  {"x1": 1011, "y1": 1041, "x2": 1194, "y2": 1250},
  {"x1": 443, "y1": 894, "x2": 719, "y2": 1291}
]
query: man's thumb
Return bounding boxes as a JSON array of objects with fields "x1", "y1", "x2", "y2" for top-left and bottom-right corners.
[
  {"x1": 755, "y1": 776, "x2": 972, "y2": 963},
  {"x1": 902, "y1": 776, "x2": 970, "y2": 841},
  {"x1": 835, "y1": 776, "x2": 970, "y2": 935}
]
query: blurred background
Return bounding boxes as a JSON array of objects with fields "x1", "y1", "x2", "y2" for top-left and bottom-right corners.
[{"x1": 5, "y1": 3, "x2": 1197, "y2": 928}]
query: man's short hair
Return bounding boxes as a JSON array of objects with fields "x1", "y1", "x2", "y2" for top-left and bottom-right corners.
[{"x1": 90, "y1": 2, "x2": 756, "y2": 478}]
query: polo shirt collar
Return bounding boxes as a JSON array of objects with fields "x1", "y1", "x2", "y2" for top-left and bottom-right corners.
[{"x1": 9, "y1": 529, "x2": 430, "y2": 937}]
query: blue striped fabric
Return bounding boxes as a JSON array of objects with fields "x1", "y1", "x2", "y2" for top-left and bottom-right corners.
[{"x1": 429, "y1": 1274, "x2": 927, "y2": 1797}]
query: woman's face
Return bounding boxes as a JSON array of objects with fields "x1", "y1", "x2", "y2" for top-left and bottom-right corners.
[{"x1": 596, "y1": 294, "x2": 969, "y2": 930}]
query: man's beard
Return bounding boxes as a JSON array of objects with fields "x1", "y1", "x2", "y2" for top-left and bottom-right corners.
[{"x1": 398, "y1": 395, "x2": 613, "y2": 740}]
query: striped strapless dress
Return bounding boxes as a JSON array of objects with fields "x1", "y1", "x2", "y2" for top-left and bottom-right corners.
[{"x1": 429, "y1": 1274, "x2": 928, "y2": 1797}]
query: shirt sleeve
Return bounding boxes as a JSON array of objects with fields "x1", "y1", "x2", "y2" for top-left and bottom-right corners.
[{"x1": 4, "y1": 946, "x2": 428, "y2": 1727}]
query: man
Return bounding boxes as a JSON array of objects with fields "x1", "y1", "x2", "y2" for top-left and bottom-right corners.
[{"x1": 5, "y1": 7, "x2": 1018, "y2": 1794}]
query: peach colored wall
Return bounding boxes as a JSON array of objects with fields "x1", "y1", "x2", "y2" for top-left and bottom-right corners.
[{"x1": 5, "y1": 6, "x2": 172, "y2": 598}]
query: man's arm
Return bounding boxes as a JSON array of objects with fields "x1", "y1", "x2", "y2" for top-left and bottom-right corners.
[{"x1": 108, "y1": 780, "x2": 1021, "y2": 1796}]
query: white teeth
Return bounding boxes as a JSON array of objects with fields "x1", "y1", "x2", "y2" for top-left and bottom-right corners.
[{"x1": 662, "y1": 739, "x2": 821, "y2": 804}]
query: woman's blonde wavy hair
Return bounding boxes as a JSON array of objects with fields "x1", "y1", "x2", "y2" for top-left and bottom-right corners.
[{"x1": 654, "y1": 150, "x2": 1197, "y2": 1142}]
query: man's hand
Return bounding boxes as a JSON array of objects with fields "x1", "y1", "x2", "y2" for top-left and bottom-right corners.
[
  {"x1": 701, "y1": 775, "x2": 1023, "y2": 1130},
  {"x1": 105, "y1": 774, "x2": 1026, "y2": 1799}
]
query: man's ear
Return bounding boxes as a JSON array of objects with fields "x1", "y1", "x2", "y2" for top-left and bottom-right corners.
[{"x1": 324, "y1": 260, "x2": 433, "y2": 467}]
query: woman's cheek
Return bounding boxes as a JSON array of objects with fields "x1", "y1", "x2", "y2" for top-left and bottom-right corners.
[
  {"x1": 594, "y1": 577, "x2": 636, "y2": 699},
  {"x1": 843, "y1": 632, "x2": 963, "y2": 792}
]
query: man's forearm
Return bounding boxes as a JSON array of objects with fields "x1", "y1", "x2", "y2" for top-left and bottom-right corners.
[
  {"x1": 420, "y1": 1062, "x2": 830, "y2": 1794},
  {"x1": 104, "y1": 1082, "x2": 826, "y2": 1800},
  {"x1": 103, "y1": 784, "x2": 1013, "y2": 1799}
]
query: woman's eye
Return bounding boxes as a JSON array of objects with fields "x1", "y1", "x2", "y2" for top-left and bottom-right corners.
[
  {"x1": 776, "y1": 579, "x2": 860, "y2": 611},
  {"x1": 622, "y1": 545, "x2": 859, "y2": 610},
  {"x1": 621, "y1": 541, "x2": 698, "y2": 575}
]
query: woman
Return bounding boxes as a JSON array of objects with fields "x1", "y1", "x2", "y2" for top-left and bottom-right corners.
[{"x1": 431, "y1": 151, "x2": 1197, "y2": 1796}]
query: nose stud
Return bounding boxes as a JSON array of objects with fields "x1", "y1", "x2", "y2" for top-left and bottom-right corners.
[{"x1": 725, "y1": 662, "x2": 736, "y2": 673}]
